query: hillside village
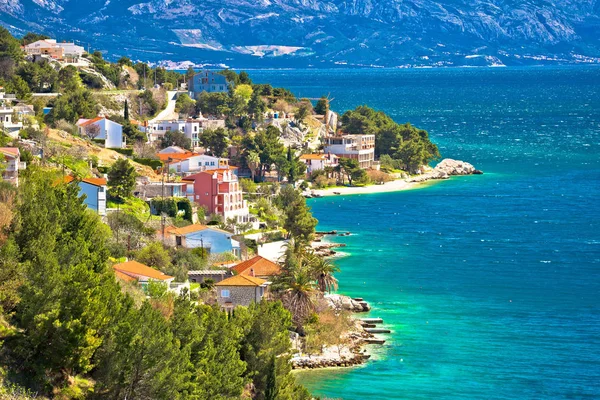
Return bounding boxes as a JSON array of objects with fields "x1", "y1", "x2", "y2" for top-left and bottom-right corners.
[{"x1": 0, "y1": 28, "x2": 442, "y2": 399}]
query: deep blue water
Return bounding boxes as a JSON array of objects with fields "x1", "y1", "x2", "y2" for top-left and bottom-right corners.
[{"x1": 252, "y1": 67, "x2": 600, "y2": 399}]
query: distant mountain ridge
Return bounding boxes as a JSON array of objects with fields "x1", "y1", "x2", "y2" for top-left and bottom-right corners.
[{"x1": 1, "y1": 0, "x2": 600, "y2": 67}]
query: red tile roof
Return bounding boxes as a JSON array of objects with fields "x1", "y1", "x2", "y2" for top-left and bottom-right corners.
[
  {"x1": 113, "y1": 260, "x2": 174, "y2": 281},
  {"x1": 164, "y1": 224, "x2": 208, "y2": 236},
  {"x1": 0, "y1": 147, "x2": 20, "y2": 157},
  {"x1": 232, "y1": 256, "x2": 281, "y2": 277},
  {"x1": 157, "y1": 152, "x2": 197, "y2": 162},
  {"x1": 215, "y1": 274, "x2": 267, "y2": 287},
  {"x1": 76, "y1": 116, "x2": 104, "y2": 127},
  {"x1": 81, "y1": 177, "x2": 107, "y2": 186}
]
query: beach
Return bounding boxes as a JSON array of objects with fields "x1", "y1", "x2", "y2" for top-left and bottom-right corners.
[{"x1": 311, "y1": 179, "x2": 429, "y2": 197}]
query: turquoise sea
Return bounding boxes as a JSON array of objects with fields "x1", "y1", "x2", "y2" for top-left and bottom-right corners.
[{"x1": 252, "y1": 67, "x2": 600, "y2": 399}]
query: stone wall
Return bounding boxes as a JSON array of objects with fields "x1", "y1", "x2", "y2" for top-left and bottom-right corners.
[{"x1": 217, "y1": 285, "x2": 263, "y2": 307}]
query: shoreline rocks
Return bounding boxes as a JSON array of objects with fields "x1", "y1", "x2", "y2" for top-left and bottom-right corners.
[
  {"x1": 325, "y1": 293, "x2": 371, "y2": 312},
  {"x1": 410, "y1": 158, "x2": 483, "y2": 182}
]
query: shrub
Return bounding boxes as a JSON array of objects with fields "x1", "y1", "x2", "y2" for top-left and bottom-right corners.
[
  {"x1": 133, "y1": 157, "x2": 163, "y2": 170},
  {"x1": 112, "y1": 148, "x2": 134, "y2": 157},
  {"x1": 367, "y1": 169, "x2": 393, "y2": 184}
]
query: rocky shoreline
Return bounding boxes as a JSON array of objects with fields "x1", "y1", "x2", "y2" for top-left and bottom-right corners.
[{"x1": 409, "y1": 158, "x2": 483, "y2": 183}]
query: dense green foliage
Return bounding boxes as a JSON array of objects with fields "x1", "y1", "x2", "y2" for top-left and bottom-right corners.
[
  {"x1": 341, "y1": 105, "x2": 440, "y2": 173},
  {"x1": 0, "y1": 169, "x2": 311, "y2": 398},
  {"x1": 108, "y1": 159, "x2": 137, "y2": 199}
]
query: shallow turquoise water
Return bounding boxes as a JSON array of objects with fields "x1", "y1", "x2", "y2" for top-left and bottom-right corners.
[{"x1": 252, "y1": 67, "x2": 600, "y2": 399}]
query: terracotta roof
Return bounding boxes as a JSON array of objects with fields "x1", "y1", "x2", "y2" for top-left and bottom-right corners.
[
  {"x1": 232, "y1": 256, "x2": 281, "y2": 277},
  {"x1": 62, "y1": 175, "x2": 106, "y2": 186},
  {"x1": 114, "y1": 270, "x2": 137, "y2": 282},
  {"x1": 81, "y1": 177, "x2": 107, "y2": 186},
  {"x1": 215, "y1": 274, "x2": 267, "y2": 287},
  {"x1": 113, "y1": 260, "x2": 174, "y2": 281},
  {"x1": 76, "y1": 116, "x2": 104, "y2": 127},
  {"x1": 300, "y1": 154, "x2": 326, "y2": 160},
  {"x1": 0, "y1": 147, "x2": 20, "y2": 157},
  {"x1": 157, "y1": 152, "x2": 196, "y2": 162},
  {"x1": 164, "y1": 224, "x2": 208, "y2": 236}
]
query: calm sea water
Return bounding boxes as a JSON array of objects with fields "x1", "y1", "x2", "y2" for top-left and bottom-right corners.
[{"x1": 251, "y1": 67, "x2": 600, "y2": 399}]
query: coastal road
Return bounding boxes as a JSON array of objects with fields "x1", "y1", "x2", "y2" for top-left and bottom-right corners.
[{"x1": 150, "y1": 90, "x2": 179, "y2": 122}]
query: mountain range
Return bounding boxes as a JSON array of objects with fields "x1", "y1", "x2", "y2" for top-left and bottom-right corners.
[{"x1": 1, "y1": 0, "x2": 600, "y2": 68}]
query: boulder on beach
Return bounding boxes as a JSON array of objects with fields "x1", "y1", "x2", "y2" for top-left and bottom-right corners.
[
  {"x1": 325, "y1": 294, "x2": 370, "y2": 312},
  {"x1": 410, "y1": 159, "x2": 482, "y2": 182}
]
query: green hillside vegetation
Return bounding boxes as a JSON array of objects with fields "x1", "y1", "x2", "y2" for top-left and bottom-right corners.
[
  {"x1": 0, "y1": 169, "x2": 311, "y2": 399},
  {"x1": 340, "y1": 105, "x2": 440, "y2": 174}
]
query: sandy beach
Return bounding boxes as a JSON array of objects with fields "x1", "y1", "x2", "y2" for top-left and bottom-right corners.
[{"x1": 311, "y1": 178, "x2": 434, "y2": 197}]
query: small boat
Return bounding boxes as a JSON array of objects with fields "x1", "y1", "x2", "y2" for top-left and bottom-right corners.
[
  {"x1": 333, "y1": 191, "x2": 341, "y2": 195},
  {"x1": 303, "y1": 194, "x2": 313, "y2": 199}
]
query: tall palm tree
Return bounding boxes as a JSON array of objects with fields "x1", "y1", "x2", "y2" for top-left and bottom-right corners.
[
  {"x1": 309, "y1": 255, "x2": 339, "y2": 294},
  {"x1": 282, "y1": 269, "x2": 315, "y2": 323},
  {"x1": 247, "y1": 150, "x2": 260, "y2": 182}
]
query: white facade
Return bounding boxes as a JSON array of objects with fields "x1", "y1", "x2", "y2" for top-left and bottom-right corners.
[
  {"x1": 0, "y1": 107, "x2": 22, "y2": 138},
  {"x1": 147, "y1": 120, "x2": 201, "y2": 147},
  {"x1": 57, "y1": 42, "x2": 85, "y2": 57},
  {"x1": 148, "y1": 118, "x2": 226, "y2": 148},
  {"x1": 24, "y1": 39, "x2": 84, "y2": 61},
  {"x1": 172, "y1": 154, "x2": 229, "y2": 175},
  {"x1": 299, "y1": 153, "x2": 339, "y2": 174},
  {"x1": 0, "y1": 148, "x2": 26, "y2": 186},
  {"x1": 77, "y1": 117, "x2": 126, "y2": 149},
  {"x1": 324, "y1": 134, "x2": 375, "y2": 169}
]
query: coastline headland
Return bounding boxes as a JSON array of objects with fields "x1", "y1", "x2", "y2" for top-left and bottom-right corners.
[
  {"x1": 311, "y1": 158, "x2": 482, "y2": 197},
  {"x1": 297, "y1": 159, "x2": 481, "y2": 371}
]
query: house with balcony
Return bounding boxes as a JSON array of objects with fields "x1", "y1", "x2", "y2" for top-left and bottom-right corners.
[
  {"x1": 324, "y1": 134, "x2": 375, "y2": 169},
  {"x1": 215, "y1": 275, "x2": 268, "y2": 309},
  {"x1": 148, "y1": 118, "x2": 226, "y2": 148},
  {"x1": 1, "y1": 148, "x2": 26, "y2": 186},
  {"x1": 76, "y1": 117, "x2": 125, "y2": 149},
  {"x1": 182, "y1": 168, "x2": 250, "y2": 223},
  {"x1": 163, "y1": 224, "x2": 241, "y2": 258},
  {"x1": 135, "y1": 181, "x2": 188, "y2": 200},
  {"x1": 299, "y1": 153, "x2": 339, "y2": 175},
  {"x1": 188, "y1": 71, "x2": 229, "y2": 99},
  {"x1": 157, "y1": 151, "x2": 230, "y2": 176},
  {"x1": 24, "y1": 39, "x2": 84, "y2": 62},
  {"x1": 64, "y1": 176, "x2": 107, "y2": 216}
]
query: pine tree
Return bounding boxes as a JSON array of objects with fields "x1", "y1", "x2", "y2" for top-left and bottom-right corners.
[
  {"x1": 265, "y1": 355, "x2": 278, "y2": 400},
  {"x1": 107, "y1": 159, "x2": 137, "y2": 200},
  {"x1": 8, "y1": 170, "x2": 121, "y2": 389}
]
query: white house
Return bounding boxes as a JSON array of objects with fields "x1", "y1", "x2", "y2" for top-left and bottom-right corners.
[
  {"x1": 157, "y1": 152, "x2": 230, "y2": 175},
  {"x1": 1, "y1": 147, "x2": 26, "y2": 186},
  {"x1": 147, "y1": 118, "x2": 226, "y2": 148},
  {"x1": 324, "y1": 134, "x2": 375, "y2": 169},
  {"x1": 24, "y1": 39, "x2": 84, "y2": 62},
  {"x1": 0, "y1": 106, "x2": 22, "y2": 138},
  {"x1": 76, "y1": 117, "x2": 125, "y2": 149},
  {"x1": 299, "y1": 153, "x2": 339, "y2": 174}
]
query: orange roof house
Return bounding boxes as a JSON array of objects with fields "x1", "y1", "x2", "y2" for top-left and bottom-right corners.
[
  {"x1": 113, "y1": 260, "x2": 174, "y2": 284},
  {"x1": 215, "y1": 274, "x2": 268, "y2": 308},
  {"x1": 232, "y1": 255, "x2": 281, "y2": 279}
]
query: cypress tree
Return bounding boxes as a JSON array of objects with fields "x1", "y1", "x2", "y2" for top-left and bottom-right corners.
[{"x1": 124, "y1": 99, "x2": 129, "y2": 121}]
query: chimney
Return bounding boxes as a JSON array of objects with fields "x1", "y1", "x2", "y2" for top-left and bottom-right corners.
[{"x1": 250, "y1": 268, "x2": 255, "y2": 277}]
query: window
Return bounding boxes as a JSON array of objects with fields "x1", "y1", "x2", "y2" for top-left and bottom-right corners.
[
  {"x1": 220, "y1": 289, "x2": 230, "y2": 298},
  {"x1": 205, "y1": 162, "x2": 209, "y2": 166},
  {"x1": 211, "y1": 162, "x2": 215, "y2": 166},
  {"x1": 198, "y1": 161, "x2": 202, "y2": 166},
  {"x1": 99, "y1": 187, "x2": 104, "y2": 192}
]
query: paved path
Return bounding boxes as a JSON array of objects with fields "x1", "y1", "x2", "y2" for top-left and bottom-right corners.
[{"x1": 150, "y1": 90, "x2": 179, "y2": 122}]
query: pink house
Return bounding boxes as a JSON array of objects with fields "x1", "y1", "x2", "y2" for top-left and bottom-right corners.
[{"x1": 183, "y1": 167, "x2": 249, "y2": 222}]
